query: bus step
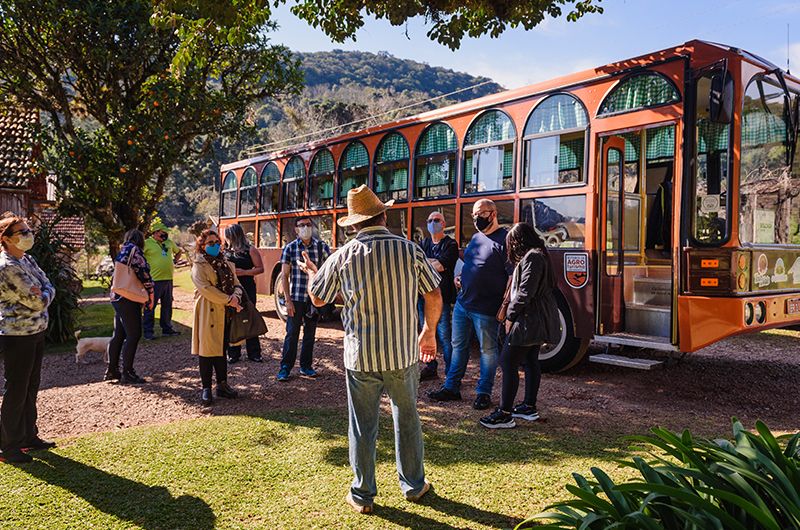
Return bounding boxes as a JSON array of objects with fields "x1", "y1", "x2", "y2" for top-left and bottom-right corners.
[
  {"x1": 588, "y1": 353, "x2": 664, "y2": 370},
  {"x1": 592, "y1": 333, "x2": 678, "y2": 351}
]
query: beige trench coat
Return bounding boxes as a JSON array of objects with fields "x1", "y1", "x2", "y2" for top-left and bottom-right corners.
[{"x1": 191, "y1": 255, "x2": 242, "y2": 357}]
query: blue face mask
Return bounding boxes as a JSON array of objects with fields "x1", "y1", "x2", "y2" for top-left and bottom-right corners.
[
  {"x1": 427, "y1": 220, "x2": 444, "y2": 235},
  {"x1": 205, "y1": 243, "x2": 221, "y2": 257}
]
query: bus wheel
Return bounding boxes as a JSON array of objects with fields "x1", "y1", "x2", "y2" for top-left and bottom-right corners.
[
  {"x1": 273, "y1": 273, "x2": 288, "y2": 322},
  {"x1": 539, "y1": 296, "x2": 589, "y2": 373}
]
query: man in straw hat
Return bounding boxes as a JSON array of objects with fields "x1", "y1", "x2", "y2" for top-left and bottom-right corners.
[{"x1": 299, "y1": 185, "x2": 442, "y2": 514}]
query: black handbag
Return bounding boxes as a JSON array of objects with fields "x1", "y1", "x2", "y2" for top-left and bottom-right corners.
[{"x1": 229, "y1": 292, "x2": 268, "y2": 343}]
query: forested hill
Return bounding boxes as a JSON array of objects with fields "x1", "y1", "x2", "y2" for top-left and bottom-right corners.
[
  {"x1": 158, "y1": 51, "x2": 503, "y2": 227},
  {"x1": 297, "y1": 50, "x2": 504, "y2": 100}
]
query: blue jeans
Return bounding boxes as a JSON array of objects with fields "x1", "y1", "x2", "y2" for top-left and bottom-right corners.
[
  {"x1": 442, "y1": 300, "x2": 500, "y2": 396},
  {"x1": 346, "y1": 364, "x2": 426, "y2": 506},
  {"x1": 417, "y1": 300, "x2": 453, "y2": 374},
  {"x1": 143, "y1": 280, "x2": 174, "y2": 337},
  {"x1": 280, "y1": 300, "x2": 318, "y2": 371}
]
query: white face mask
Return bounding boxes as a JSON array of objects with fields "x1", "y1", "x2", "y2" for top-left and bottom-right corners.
[
  {"x1": 298, "y1": 226, "x2": 313, "y2": 240},
  {"x1": 15, "y1": 234, "x2": 34, "y2": 252}
]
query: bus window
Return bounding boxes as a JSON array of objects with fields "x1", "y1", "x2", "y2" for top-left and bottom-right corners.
[
  {"x1": 239, "y1": 168, "x2": 258, "y2": 216},
  {"x1": 386, "y1": 209, "x2": 408, "y2": 238},
  {"x1": 313, "y1": 215, "x2": 335, "y2": 247},
  {"x1": 608, "y1": 133, "x2": 642, "y2": 254},
  {"x1": 459, "y1": 199, "x2": 514, "y2": 247},
  {"x1": 374, "y1": 133, "x2": 409, "y2": 202},
  {"x1": 644, "y1": 125, "x2": 675, "y2": 256},
  {"x1": 463, "y1": 110, "x2": 516, "y2": 194},
  {"x1": 220, "y1": 171, "x2": 237, "y2": 218},
  {"x1": 598, "y1": 72, "x2": 680, "y2": 117},
  {"x1": 693, "y1": 74, "x2": 731, "y2": 244},
  {"x1": 523, "y1": 94, "x2": 588, "y2": 188},
  {"x1": 336, "y1": 224, "x2": 358, "y2": 246},
  {"x1": 338, "y1": 141, "x2": 370, "y2": 206},
  {"x1": 280, "y1": 219, "x2": 295, "y2": 246},
  {"x1": 521, "y1": 196, "x2": 586, "y2": 248},
  {"x1": 309, "y1": 150, "x2": 335, "y2": 209},
  {"x1": 411, "y1": 205, "x2": 457, "y2": 244},
  {"x1": 739, "y1": 75, "x2": 800, "y2": 245},
  {"x1": 415, "y1": 123, "x2": 457, "y2": 198},
  {"x1": 260, "y1": 162, "x2": 280, "y2": 213},
  {"x1": 282, "y1": 156, "x2": 306, "y2": 211},
  {"x1": 258, "y1": 219, "x2": 278, "y2": 248},
  {"x1": 238, "y1": 221, "x2": 256, "y2": 244}
]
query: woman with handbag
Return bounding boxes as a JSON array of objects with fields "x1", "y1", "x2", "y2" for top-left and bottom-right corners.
[
  {"x1": 0, "y1": 212, "x2": 56, "y2": 464},
  {"x1": 480, "y1": 223, "x2": 560, "y2": 429},
  {"x1": 223, "y1": 224, "x2": 265, "y2": 363},
  {"x1": 191, "y1": 229, "x2": 243, "y2": 406},
  {"x1": 105, "y1": 229, "x2": 154, "y2": 384}
]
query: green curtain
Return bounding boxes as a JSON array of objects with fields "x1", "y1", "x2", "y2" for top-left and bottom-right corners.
[
  {"x1": 559, "y1": 138, "x2": 584, "y2": 171},
  {"x1": 417, "y1": 123, "x2": 457, "y2": 155},
  {"x1": 310, "y1": 150, "x2": 334, "y2": 176},
  {"x1": 503, "y1": 147, "x2": 513, "y2": 178},
  {"x1": 463, "y1": 154, "x2": 473, "y2": 186},
  {"x1": 417, "y1": 158, "x2": 453, "y2": 188},
  {"x1": 742, "y1": 109, "x2": 787, "y2": 147},
  {"x1": 465, "y1": 110, "x2": 516, "y2": 146},
  {"x1": 339, "y1": 170, "x2": 367, "y2": 198},
  {"x1": 646, "y1": 126, "x2": 675, "y2": 160},
  {"x1": 375, "y1": 167, "x2": 408, "y2": 192},
  {"x1": 342, "y1": 142, "x2": 369, "y2": 169},
  {"x1": 222, "y1": 171, "x2": 237, "y2": 190},
  {"x1": 261, "y1": 162, "x2": 280, "y2": 183},
  {"x1": 599, "y1": 73, "x2": 680, "y2": 116},
  {"x1": 608, "y1": 133, "x2": 641, "y2": 163},
  {"x1": 284, "y1": 156, "x2": 306, "y2": 180},
  {"x1": 377, "y1": 133, "x2": 409, "y2": 163},
  {"x1": 525, "y1": 94, "x2": 588, "y2": 135},
  {"x1": 697, "y1": 120, "x2": 730, "y2": 154}
]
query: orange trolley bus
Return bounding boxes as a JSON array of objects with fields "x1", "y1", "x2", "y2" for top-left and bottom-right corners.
[{"x1": 218, "y1": 40, "x2": 800, "y2": 372}]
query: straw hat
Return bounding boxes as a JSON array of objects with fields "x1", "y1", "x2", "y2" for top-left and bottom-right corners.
[{"x1": 337, "y1": 185, "x2": 395, "y2": 227}]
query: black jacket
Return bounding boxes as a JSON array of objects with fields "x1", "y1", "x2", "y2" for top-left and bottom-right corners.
[{"x1": 506, "y1": 249, "x2": 560, "y2": 346}]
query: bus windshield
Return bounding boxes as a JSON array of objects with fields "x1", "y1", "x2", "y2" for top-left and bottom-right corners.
[{"x1": 740, "y1": 74, "x2": 800, "y2": 245}]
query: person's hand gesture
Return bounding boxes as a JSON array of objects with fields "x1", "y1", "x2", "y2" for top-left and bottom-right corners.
[
  {"x1": 297, "y1": 251, "x2": 318, "y2": 275},
  {"x1": 418, "y1": 327, "x2": 436, "y2": 363}
]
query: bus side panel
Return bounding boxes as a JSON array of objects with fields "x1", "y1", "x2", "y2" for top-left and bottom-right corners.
[
  {"x1": 550, "y1": 250, "x2": 595, "y2": 340},
  {"x1": 678, "y1": 294, "x2": 800, "y2": 352},
  {"x1": 255, "y1": 248, "x2": 284, "y2": 295}
]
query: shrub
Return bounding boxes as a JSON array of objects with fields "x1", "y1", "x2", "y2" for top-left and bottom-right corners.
[
  {"x1": 520, "y1": 420, "x2": 800, "y2": 530},
  {"x1": 28, "y1": 214, "x2": 82, "y2": 343}
]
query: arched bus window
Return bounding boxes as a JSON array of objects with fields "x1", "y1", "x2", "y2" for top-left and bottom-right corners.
[
  {"x1": 414, "y1": 122, "x2": 457, "y2": 198},
  {"x1": 597, "y1": 72, "x2": 680, "y2": 117},
  {"x1": 739, "y1": 74, "x2": 800, "y2": 245},
  {"x1": 220, "y1": 171, "x2": 237, "y2": 217},
  {"x1": 338, "y1": 141, "x2": 369, "y2": 205},
  {"x1": 282, "y1": 156, "x2": 306, "y2": 211},
  {"x1": 309, "y1": 149, "x2": 335, "y2": 209},
  {"x1": 259, "y1": 162, "x2": 280, "y2": 213},
  {"x1": 523, "y1": 94, "x2": 589, "y2": 188},
  {"x1": 238, "y1": 167, "x2": 258, "y2": 216},
  {"x1": 374, "y1": 132, "x2": 409, "y2": 202},
  {"x1": 462, "y1": 110, "x2": 516, "y2": 194}
]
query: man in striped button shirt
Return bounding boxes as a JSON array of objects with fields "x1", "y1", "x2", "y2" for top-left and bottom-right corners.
[{"x1": 301, "y1": 185, "x2": 442, "y2": 514}]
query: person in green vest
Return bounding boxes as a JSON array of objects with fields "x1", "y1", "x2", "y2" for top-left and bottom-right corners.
[{"x1": 143, "y1": 222, "x2": 183, "y2": 340}]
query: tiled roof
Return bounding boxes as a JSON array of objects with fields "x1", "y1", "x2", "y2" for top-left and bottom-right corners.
[
  {"x1": 37, "y1": 209, "x2": 86, "y2": 250},
  {"x1": 0, "y1": 107, "x2": 37, "y2": 189}
]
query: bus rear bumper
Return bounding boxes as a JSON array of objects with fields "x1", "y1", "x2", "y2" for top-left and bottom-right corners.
[{"x1": 678, "y1": 294, "x2": 800, "y2": 352}]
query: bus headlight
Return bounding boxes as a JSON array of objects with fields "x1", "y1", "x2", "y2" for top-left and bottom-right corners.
[
  {"x1": 744, "y1": 302, "x2": 754, "y2": 325},
  {"x1": 754, "y1": 301, "x2": 767, "y2": 324}
]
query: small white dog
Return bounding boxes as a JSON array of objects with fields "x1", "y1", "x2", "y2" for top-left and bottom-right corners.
[{"x1": 75, "y1": 330, "x2": 111, "y2": 364}]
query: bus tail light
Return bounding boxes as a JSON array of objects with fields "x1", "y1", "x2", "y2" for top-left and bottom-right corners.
[{"x1": 744, "y1": 302, "x2": 754, "y2": 325}]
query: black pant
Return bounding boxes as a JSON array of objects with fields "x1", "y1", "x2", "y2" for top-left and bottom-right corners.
[
  {"x1": 142, "y1": 280, "x2": 174, "y2": 336},
  {"x1": 108, "y1": 298, "x2": 143, "y2": 374},
  {"x1": 227, "y1": 282, "x2": 262, "y2": 361},
  {"x1": 0, "y1": 332, "x2": 45, "y2": 451},
  {"x1": 498, "y1": 333, "x2": 541, "y2": 412},
  {"x1": 200, "y1": 319, "x2": 230, "y2": 388},
  {"x1": 280, "y1": 300, "x2": 318, "y2": 371}
]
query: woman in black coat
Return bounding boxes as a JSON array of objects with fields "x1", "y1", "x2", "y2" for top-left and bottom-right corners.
[{"x1": 480, "y1": 222, "x2": 559, "y2": 429}]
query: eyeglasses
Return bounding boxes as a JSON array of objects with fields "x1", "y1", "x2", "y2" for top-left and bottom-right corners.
[
  {"x1": 427, "y1": 219, "x2": 443, "y2": 224},
  {"x1": 296, "y1": 223, "x2": 312, "y2": 228},
  {"x1": 11, "y1": 229, "x2": 32, "y2": 236},
  {"x1": 206, "y1": 239, "x2": 220, "y2": 246}
]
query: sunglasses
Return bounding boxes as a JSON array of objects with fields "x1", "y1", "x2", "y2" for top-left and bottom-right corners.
[
  {"x1": 427, "y1": 219, "x2": 443, "y2": 224},
  {"x1": 11, "y1": 229, "x2": 33, "y2": 236}
]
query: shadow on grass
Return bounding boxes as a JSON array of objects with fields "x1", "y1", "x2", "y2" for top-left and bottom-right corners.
[
  {"x1": 20, "y1": 452, "x2": 215, "y2": 530},
  {"x1": 375, "y1": 490, "x2": 519, "y2": 529}
]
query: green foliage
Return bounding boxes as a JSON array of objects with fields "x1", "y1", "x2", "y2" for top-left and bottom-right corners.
[
  {"x1": 0, "y1": 0, "x2": 303, "y2": 250},
  {"x1": 27, "y1": 215, "x2": 82, "y2": 344},
  {"x1": 520, "y1": 419, "x2": 800, "y2": 530}
]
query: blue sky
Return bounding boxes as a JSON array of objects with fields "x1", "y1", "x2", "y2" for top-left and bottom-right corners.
[{"x1": 270, "y1": 0, "x2": 800, "y2": 89}]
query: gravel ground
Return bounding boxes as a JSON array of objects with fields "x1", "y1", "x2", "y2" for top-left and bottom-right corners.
[{"x1": 4, "y1": 288, "x2": 799, "y2": 441}]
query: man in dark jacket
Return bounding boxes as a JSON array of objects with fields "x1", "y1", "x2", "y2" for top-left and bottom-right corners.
[{"x1": 417, "y1": 210, "x2": 459, "y2": 381}]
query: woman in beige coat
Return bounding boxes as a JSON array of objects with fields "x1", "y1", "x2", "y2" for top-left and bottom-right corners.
[{"x1": 192, "y1": 229, "x2": 243, "y2": 406}]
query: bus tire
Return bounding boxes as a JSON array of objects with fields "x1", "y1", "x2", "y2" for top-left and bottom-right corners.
[
  {"x1": 273, "y1": 272, "x2": 288, "y2": 322},
  {"x1": 539, "y1": 295, "x2": 590, "y2": 373}
]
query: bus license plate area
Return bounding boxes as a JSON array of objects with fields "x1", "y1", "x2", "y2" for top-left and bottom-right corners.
[{"x1": 787, "y1": 298, "x2": 800, "y2": 315}]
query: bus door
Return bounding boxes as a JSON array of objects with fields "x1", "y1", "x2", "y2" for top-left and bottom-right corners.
[{"x1": 598, "y1": 136, "x2": 626, "y2": 335}]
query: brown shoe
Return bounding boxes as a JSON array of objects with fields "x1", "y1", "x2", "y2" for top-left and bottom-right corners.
[
  {"x1": 406, "y1": 481, "x2": 431, "y2": 502},
  {"x1": 345, "y1": 493, "x2": 373, "y2": 514}
]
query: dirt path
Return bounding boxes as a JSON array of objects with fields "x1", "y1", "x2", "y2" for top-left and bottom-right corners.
[{"x1": 5, "y1": 292, "x2": 800, "y2": 441}]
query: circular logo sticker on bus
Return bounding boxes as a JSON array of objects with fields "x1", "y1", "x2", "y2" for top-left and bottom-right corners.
[{"x1": 757, "y1": 253, "x2": 768, "y2": 276}]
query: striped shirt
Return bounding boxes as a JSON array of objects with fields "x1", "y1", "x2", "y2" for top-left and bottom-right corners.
[{"x1": 310, "y1": 226, "x2": 440, "y2": 372}]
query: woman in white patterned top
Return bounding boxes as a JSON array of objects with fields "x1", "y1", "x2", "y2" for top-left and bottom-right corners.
[{"x1": 0, "y1": 211, "x2": 56, "y2": 464}]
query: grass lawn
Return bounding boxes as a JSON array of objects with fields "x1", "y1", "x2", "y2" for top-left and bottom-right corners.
[{"x1": 0, "y1": 409, "x2": 636, "y2": 529}]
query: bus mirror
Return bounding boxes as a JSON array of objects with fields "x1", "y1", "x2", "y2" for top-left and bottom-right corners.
[{"x1": 710, "y1": 71, "x2": 734, "y2": 124}]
